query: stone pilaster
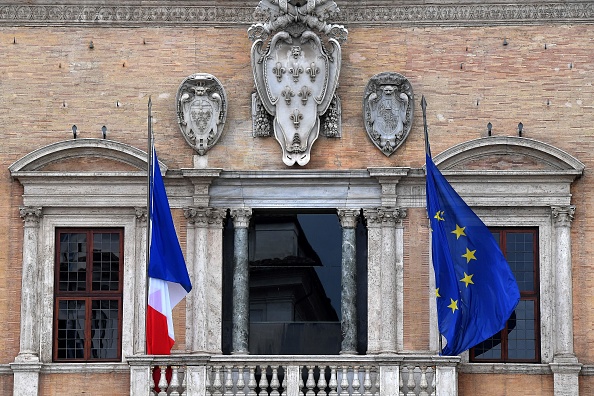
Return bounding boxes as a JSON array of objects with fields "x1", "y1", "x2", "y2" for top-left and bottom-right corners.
[
  {"x1": 379, "y1": 207, "x2": 407, "y2": 352},
  {"x1": 337, "y1": 208, "x2": 360, "y2": 354},
  {"x1": 363, "y1": 209, "x2": 382, "y2": 354},
  {"x1": 184, "y1": 207, "x2": 226, "y2": 353},
  {"x1": 17, "y1": 206, "x2": 42, "y2": 359},
  {"x1": 12, "y1": 207, "x2": 42, "y2": 396},
  {"x1": 133, "y1": 207, "x2": 148, "y2": 354},
  {"x1": 230, "y1": 208, "x2": 252, "y2": 354},
  {"x1": 363, "y1": 207, "x2": 407, "y2": 353},
  {"x1": 550, "y1": 205, "x2": 581, "y2": 396}
]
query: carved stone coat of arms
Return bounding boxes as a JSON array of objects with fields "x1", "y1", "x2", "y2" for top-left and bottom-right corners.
[
  {"x1": 249, "y1": 0, "x2": 347, "y2": 166},
  {"x1": 176, "y1": 73, "x2": 227, "y2": 155},
  {"x1": 363, "y1": 72, "x2": 414, "y2": 156}
]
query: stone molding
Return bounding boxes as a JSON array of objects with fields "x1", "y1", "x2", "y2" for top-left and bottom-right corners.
[{"x1": 1, "y1": 3, "x2": 593, "y2": 27}]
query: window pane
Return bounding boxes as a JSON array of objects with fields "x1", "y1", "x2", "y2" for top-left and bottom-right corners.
[
  {"x1": 59, "y1": 233, "x2": 87, "y2": 291},
  {"x1": 91, "y1": 300, "x2": 119, "y2": 359},
  {"x1": 472, "y1": 331, "x2": 502, "y2": 360},
  {"x1": 505, "y1": 232, "x2": 535, "y2": 292},
  {"x1": 92, "y1": 232, "x2": 120, "y2": 291},
  {"x1": 507, "y1": 300, "x2": 537, "y2": 360},
  {"x1": 56, "y1": 300, "x2": 86, "y2": 359}
]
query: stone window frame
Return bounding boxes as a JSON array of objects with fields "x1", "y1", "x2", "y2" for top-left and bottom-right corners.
[
  {"x1": 429, "y1": 136, "x2": 584, "y2": 373},
  {"x1": 9, "y1": 139, "x2": 154, "y2": 376}
]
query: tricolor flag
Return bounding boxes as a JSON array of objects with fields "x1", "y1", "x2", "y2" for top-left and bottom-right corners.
[
  {"x1": 422, "y1": 96, "x2": 520, "y2": 356},
  {"x1": 146, "y1": 147, "x2": 192, "y2": 355}
]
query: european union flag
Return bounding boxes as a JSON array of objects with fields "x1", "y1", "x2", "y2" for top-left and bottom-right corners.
[{"x1": 424, "y1": 110, "x2": 520, "y2": 357}]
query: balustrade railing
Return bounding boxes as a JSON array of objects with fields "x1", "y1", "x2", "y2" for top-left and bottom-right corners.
[{"x1": 127, "y1": 355, "x2": 459, "y2": 396}]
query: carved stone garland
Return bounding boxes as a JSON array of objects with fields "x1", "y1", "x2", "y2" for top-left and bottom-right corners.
[
  {"x1": 249, "y1": 0, "x2": 347, "y2": 166},
  {"x1": 176, "y1": 73, "x2": 228, "y2": 155},
  {"x1": 363, "y1": 72, "x2": 414, "y2": 156}
]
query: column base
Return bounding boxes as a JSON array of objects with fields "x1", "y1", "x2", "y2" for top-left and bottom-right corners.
[
  {"x1": 550, "y1": 355, "x2": 582, "y2": 396},
  {"x1": 10, "y1": 356, "x2": 41, "y2": 396}
]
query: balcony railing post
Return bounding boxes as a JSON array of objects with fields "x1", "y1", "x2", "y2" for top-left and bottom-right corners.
[
  {"x1": 185, "y1": 364, "x2": 208, "y2": 396},
  {"x1": 435, "y1": 364, "x2": 457, "y2": 396},
  {"x1": 379, "y1": 365, "x2": 399, "y2": 396},
  {"x1": 128, "y1": 357, "x2": 152, "y2": 396}
]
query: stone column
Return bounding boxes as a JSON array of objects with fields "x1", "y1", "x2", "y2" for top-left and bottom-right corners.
[
  {"x1": 133, "y1": 207, "x2": 148, "y2": 354},
  {"x1": 550, "y1": 206, "x2": 581, "y2": 396},
  {"x1": 11, "y1": 207, "x2": 43, "y2": 396},
  {"x1": 337, "y1": 208, "x2": 359, "y2": 354},
  {"x1": 184, "y1": 207, "x2": 226, "y2": 353},
  {"x1": 230, "y1": 208, "x2": 252, "y2": 354}
]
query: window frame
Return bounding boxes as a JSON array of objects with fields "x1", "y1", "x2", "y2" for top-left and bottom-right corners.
[{"x1": 53, "y1": 228, "x2": 124, "y2": 362}]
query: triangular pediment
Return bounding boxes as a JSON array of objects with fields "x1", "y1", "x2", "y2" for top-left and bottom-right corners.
[{"x1": 433, "y1": 136, "x2": 584, "y2": 173}]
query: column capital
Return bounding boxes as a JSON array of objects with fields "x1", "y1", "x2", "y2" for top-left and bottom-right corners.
[
  {"x1": 134, "y1": 207, "x2": 148, "y2": 223},
  {"x1": 364, "y1": 207, "x2": 407, "y2": 227},
  {"x1": 230, "y1": 208, "x2": 252, "y2": 229},
  {"x1": 185, "y1": 207, "x2": 226, "y2": 227},
  {"x1": 19, "y1": 207, "x2": 42, "y2": 226},
  {"x1": 552, "y1": 205, "x2": 576, "y2": 227},
  {"x1": 337, "y1": 208, "x2": 360, "y2": 229}
]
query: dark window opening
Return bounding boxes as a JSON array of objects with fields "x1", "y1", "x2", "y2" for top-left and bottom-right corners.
[
  {"x1": 54, "y1": 229, "x2": 123, "y2": 362},
  {"x1": 470, "y1": 228, "x2": 540, "y2": 363},
  {"x1": 222, "y1": 211, "x2": 367, "y2": 355}
]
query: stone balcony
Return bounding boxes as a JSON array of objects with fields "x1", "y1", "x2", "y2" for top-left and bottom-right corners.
[{"x1": 127, "y1": 354, "x2": 460, "y2": 396}]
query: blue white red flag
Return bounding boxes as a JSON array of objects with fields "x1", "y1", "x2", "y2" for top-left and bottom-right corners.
[{"x1": 146, "y1": 147, "x2": 192, "y2": 355}]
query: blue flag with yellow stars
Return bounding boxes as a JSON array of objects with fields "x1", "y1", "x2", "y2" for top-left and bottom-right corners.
[{"x1": 425, "y1": 141, "x2": 520, "y2": 356}]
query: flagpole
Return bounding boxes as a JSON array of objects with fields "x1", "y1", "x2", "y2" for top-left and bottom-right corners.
[
  {"x1": 145, "y1": 97, "x2": 153, "y2": 354},
  {"x1": 421, "y1": 95, "x2": 429, "y2": 155},
  {"x1": 421, "y1": 95, "x2": 444, "y2": 354}
]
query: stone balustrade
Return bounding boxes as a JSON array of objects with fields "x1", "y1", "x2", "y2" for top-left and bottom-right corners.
[{"x1": 127, "y1": 355, "x2": 460, "y2": 396}]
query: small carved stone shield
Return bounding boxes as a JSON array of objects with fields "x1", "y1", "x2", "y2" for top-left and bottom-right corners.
[
  {"x1": 176, "y1": 73, "x2": 227, "y2": 155},
  {"x1": 363, "y1": 72, "x2": 414, "y2": 156}
]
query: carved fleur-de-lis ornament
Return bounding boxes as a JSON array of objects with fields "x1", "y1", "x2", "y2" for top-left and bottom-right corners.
[
  {"x1": 282, "y1": 86, "x2": 295, "y2": 105},
  {"x1": 306, "y1": 62, "x2": 319, "y2": 82},
  {"x1": 290, "y1": 109, "x2": 303, "y2": 128},
  {"x1": 298, "y1": 86, "x2": 311, "y2": 105},
  {"x1": 273, "y1": 62, "x2": 286, "y2": 82}
]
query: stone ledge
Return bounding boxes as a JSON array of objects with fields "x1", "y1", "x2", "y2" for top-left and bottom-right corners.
[{"x1": 459, "y1": 363, "x2": 552, "y2": 375}]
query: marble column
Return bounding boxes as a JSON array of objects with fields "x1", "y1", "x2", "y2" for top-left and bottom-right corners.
[
  {"x1": 337, "y1": 208, "x2": 359, "y2": 354},
  {"x1": 230, "y1": 208, "x2": 252, "y2": 354},
  {"x1": 184, "y1": 207, "x2": 226, "y2": 353},
  {"x1": 11, "y1": 207, "x2": 43, "y2": 396},
  {"x1": 550, "y1": 205, "x2": 581, "y2": 396}
]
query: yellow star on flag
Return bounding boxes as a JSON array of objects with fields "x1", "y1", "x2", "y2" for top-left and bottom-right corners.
[
  {"x1": 460, "y1": 272, "x2": 474, "y2": 288},
  {"x1": 434, "y1": 210, "x2": 445, "y2": 221},
  {"x1": 451, "y1": 224, "x2": 466, "y2": 239},
  {"x1": 435, "y1": 288, "x2": 441, "y2": 298},
  {"x1": 447, "y1": 298, "x2": 458, "y2": 313},
  {"x1": 462, "y1": 247, "x2": 477, "y2": 263}
]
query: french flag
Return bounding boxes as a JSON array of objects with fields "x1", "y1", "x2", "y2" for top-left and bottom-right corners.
[{"x1": 146, "y1": 147, "x2": 192, "y2": 355}]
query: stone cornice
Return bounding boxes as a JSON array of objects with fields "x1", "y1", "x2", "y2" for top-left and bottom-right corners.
[{"x1": 0, "y1": 3, "x2": 593, "y2": 27}]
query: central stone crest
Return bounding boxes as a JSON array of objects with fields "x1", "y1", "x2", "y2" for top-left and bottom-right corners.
[{"x1": 249, "y1": 0, "x2": 347, "y2": 166}]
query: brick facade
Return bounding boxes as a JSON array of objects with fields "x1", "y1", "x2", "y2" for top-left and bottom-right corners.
[{"x1": 1, "y1": 1, "x2": 593, "y2": 394}]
